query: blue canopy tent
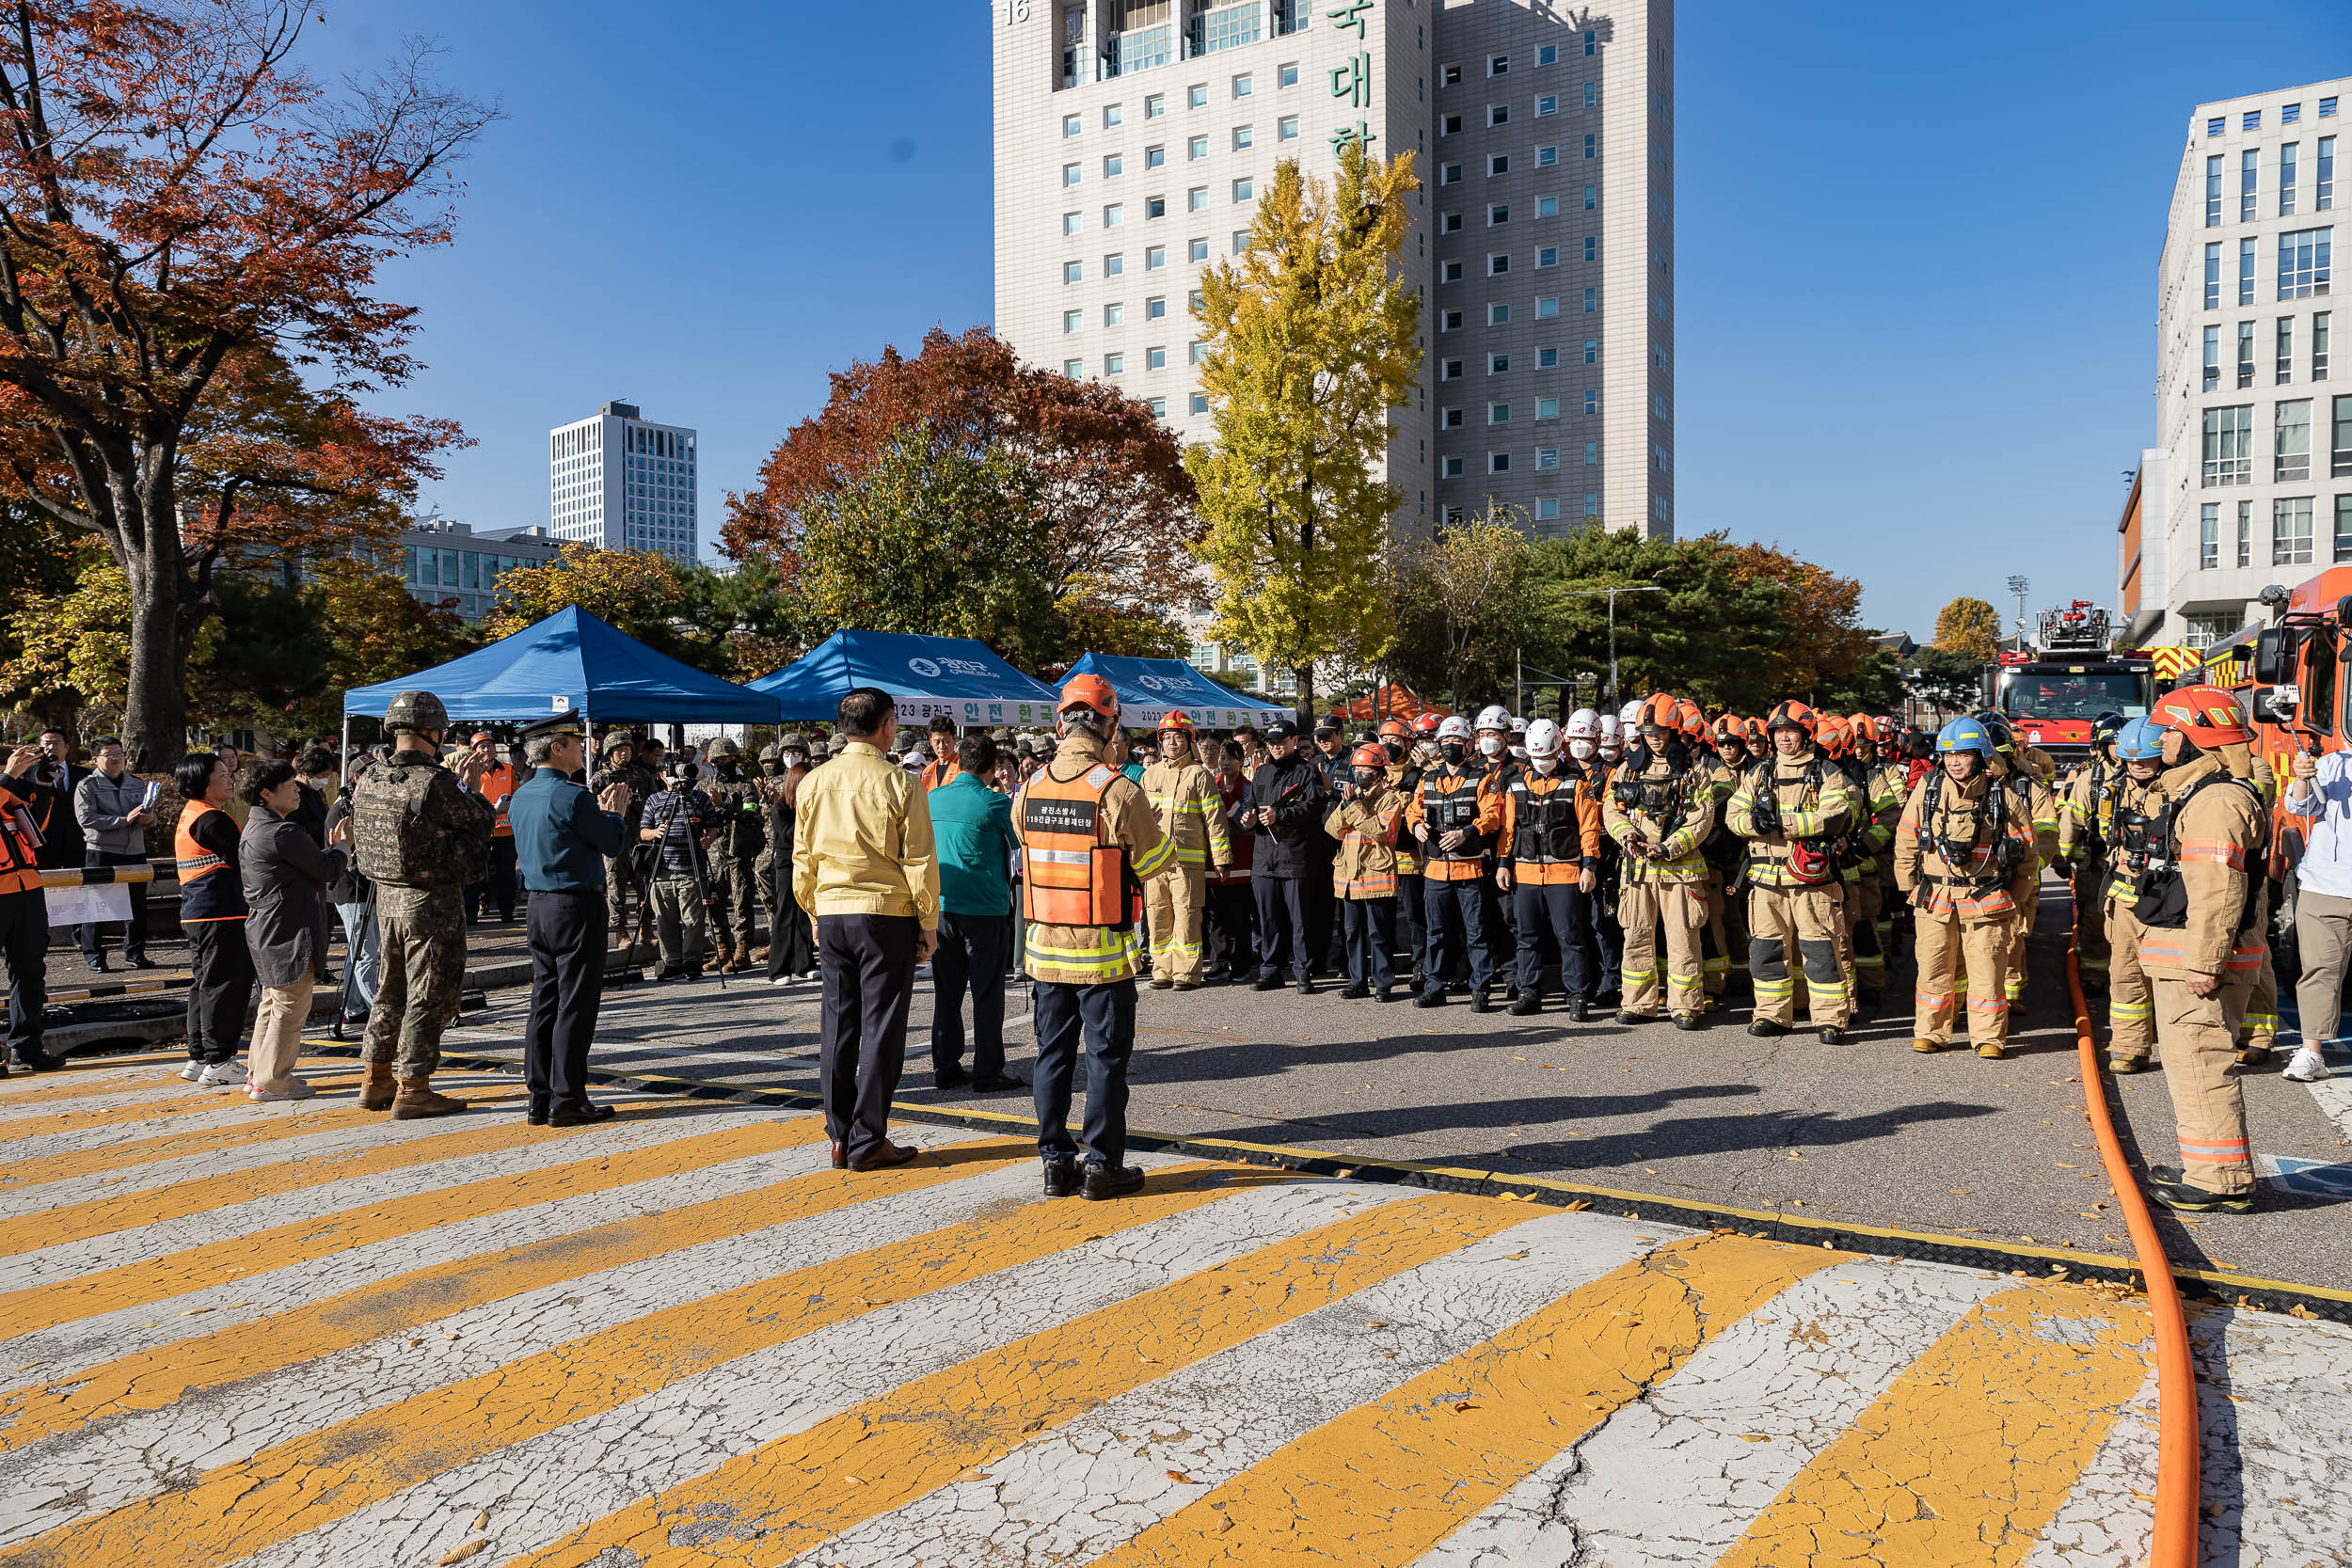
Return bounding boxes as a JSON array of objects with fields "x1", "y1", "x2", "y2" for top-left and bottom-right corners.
[
  {"x1": 1062, "y1": 653, "x2": 1292, "y2": 728},
  {"x1": 750, "y1": 630, "x2": 1064, "y2": 727},
  {"x1": 342, "y1": 606, "x2": 783, "y2": 728}
]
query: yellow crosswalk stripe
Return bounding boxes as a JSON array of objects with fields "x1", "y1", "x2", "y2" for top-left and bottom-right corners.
[
  {"x1": 0, "y1": 1138, "x2": 1028, "y2": 1458},
  {"x1": 1090, "y1": 1232, "x2": 1847, "y2": 1565},
  {"x1": 516, "y1": 1191, "x2": 1539, "y2": 1568},
  {"x1": 0, "y1": 1072, "x2": 363, "y2": 1139},
  {"x1": 8, "y1": 1160, "x2": 1260, "y2": 1568},
  {"x1": 1712, "y1": 1284, "x2": 2153, "y2": 1567},
  {"x1": 0, "y1": 1115, "x2": 829, "y2": 1335},
  {"x1": 0, "y1": 1067, "x2": 220, "y2": 1110},
  {"x1": 0, "y1": 1076, "x2": 532, "y2": 1190}
]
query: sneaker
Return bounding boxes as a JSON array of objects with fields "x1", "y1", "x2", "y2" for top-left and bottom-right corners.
[
  {"x1": 771, "y1": 974, "x2": 796, "y2": 987},
  {"x1": 197, "y1": 1059, "x2": 243, "y2": 1088},
  {"x1": 247, "y1": 1081, "x2": 319, "y2": 1103},
  {"x1": 2282, "y1": 1046, "x2": 2334, "y2": 1083},
  {"x1": 179, "y1": 1060, "x2": 204, "y2": 1082},
  {"x1": 2147, "y1": 1164, "x2": 2257, "y2": 1214}
]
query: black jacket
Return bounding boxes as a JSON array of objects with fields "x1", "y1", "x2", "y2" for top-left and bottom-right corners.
[
  {"x1": 1245, "y1": 751, "x2": 1327, "y2": 879},
  {"x1": 25, "y1": 764, "x2": 84, "y2": 867}
]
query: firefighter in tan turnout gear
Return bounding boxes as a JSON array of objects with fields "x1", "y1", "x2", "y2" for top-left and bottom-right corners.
[
  {"x1": 2099, "y1": 719, "x2": 2169, "y2": 1074},
  {"x1": 2052, "y1": 711, "x2": 2127, "y2": 995},
  {"x1": 2124, "y1": 688, "x2": 2270, "y2": 1214},
  {"x1": 1894, "y1": 717, "x2": 2036, "y2": 1058},
  {"x1": 1600, "y1": 693, "x2": 1717, "y2": 1030},
  {"x1": 1137, "y1": 712, "x2": 1231, "y2": 990},
  {"x1": 1728, "y1": 701, "x2": 1860, "y2": 1043}
]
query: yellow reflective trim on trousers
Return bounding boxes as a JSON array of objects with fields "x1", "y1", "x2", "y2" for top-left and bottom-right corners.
[
  {"x1": 0, "y1": 1118, "x2": 827, "y2": 1337},
  {"x1": 20, "y1": 1157, "x2": 1256, "y2": 1568},
  {"x1": 1714, "y1": 1285, "x2": 2150, "y2": 1568},
  {"x1": 1090, "y1": 1235, "x2": 1845, "y2": 1567},
  {"x1": 511, "y1": 1194, "x2": 1538, "y2": 1568},
  {"x1": 0, "y1": 1131, "x2": 1027, "y2": 1460}
]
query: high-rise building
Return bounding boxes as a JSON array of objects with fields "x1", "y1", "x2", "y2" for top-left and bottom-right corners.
[
  {"x1": 992, "y1": 0, "x2": 1674, "y2": 542},
  {"x1": 2135, "y1": 77, "x2": 2345, "y2": 649},
  {"x1": 548, "y1": 401, "x2": 700, "y2": 562}
]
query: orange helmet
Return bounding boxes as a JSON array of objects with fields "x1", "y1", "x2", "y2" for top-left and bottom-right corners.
[
  {"x1": 1710, "y1": 713, "x2": 1745, "y2": 745},
  {"x1": 1635, "y1": 692, "x2": 1682, "y2": 733},
  {"x1": 1058, "y1": 673, "x2": 1121, "y2": 722},
  {"x1": 1845, "y1": 713, "x2": 1878, "y2": 747},
  {"x1": 1379, "y1": 718, "x2": 1410, "y2": 739},
  {"x1": 1350, "y1": 742, "x2": 1388, "y2": 768},
  {"x1": 1156, "y1": 711, "x2": 1196, "y2": 735},
  {"x1": 1672, "y1": 698, "x2": 1707, "y2": 739},
  {"x1": 2151, "y1": 684, "x2": 2250, "y2": 747},
  {"x1": 1813, "y1": 713, "x2": 1851, "y2": 758},
  {"x1": 1763, "y1": 699, "x2": 1815, "y2": 735},
  {"x1": 1870, "y1": 715, "x2": 1899, "y2": 747}
]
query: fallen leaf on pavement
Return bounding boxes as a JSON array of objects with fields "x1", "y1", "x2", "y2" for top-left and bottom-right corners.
[
  {"x1": 437, "y1": 1544, "x2": 488, "y2": 1566},
  {"x1": 1167, "y1": 1469, "x2": 1199, "y2": 1484}
]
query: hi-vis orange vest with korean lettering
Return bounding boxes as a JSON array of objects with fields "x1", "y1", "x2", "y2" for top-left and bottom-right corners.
[{"x1": 1021, "y1": 763, "x2": 1130, "y2": 929}]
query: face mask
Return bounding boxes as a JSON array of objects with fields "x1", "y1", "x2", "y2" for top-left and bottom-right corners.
[
  {"x1": 1478, "y1": 736, "x2": 1503, "y2": 757},
  {"x1": 1599, "y1": 744, "x2": 1622, "y2": 761},
  {"x1": 1440, "y1": 740, "x2": 1466, "y2": 764},
  {"x1": 1383, "y1": 741, "x2": 1405, "y2": 762},
  {"x1": 1568, "y1": 739, "x2": 1595, "y2": 760},
  {"x1": 1510, "y1": 746, "x2": 1529, "y2": 761},
  {"x1": 1354, "y1": 768, "x2": 1383, "y2": 791},
  {"x1": 1532, "y1": 753, "x2": 1560, "y2": 773}
]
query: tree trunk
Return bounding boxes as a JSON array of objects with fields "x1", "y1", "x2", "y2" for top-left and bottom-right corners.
[
  {"x1": 1295, "y1": 663, "x2": 1315, "y2": 731},
  {"x1": 120, "y1": 483, "x2": 192, "y2": 774}
]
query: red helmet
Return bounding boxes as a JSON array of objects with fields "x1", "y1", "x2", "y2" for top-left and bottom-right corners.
[
  {"x1": 1870, "y1": 715, "x2": 1899, "y2": 747},
  {"x1": 1156, "y1": 712, "x2": 1196, "y2": 735},
  {"x1": 1058, "y1": 673, "x2": 1121, "y2": 722},
  {"x1": 1379, "y1": 718, "x2": 1410, "y2": 739},
  {"x1": 1412, "y1": 713, "x2": 1442, "y2": 736},
  {"x1": 1350, "y1": 742, "x2": 1388, "y2": 768},
  {"x1": 1763, "y1": 700, "x2": 1816, "y2": 735},
  {"x1": 2151, "y1": 684, "x2": 2250, "y2": 747}
]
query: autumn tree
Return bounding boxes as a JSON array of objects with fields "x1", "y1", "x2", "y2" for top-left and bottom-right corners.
[
  {"x1": 0, "y1": 4, "x2": 493, "y2": 768},
  {"x1": 1188, "y1": 145, "x2": 1422, "y2": 718},
  {"x1": 726, "y1": 325, "x2": 1200, "y2": 663},
  {"x1": 1724, "y1": 541, "x2": 1880, "y2": 698},
  {"x1": 1933, "y1": 595, "x2": 2004, "y2": 661},
  {"x1": 1384, "y1": 506, "x2": 1539, "y2": 714}
]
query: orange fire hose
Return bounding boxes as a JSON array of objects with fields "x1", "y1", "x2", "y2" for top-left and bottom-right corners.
[{"x1": 2066, "y1": 942, "x2": 2200, "y2": 1565}]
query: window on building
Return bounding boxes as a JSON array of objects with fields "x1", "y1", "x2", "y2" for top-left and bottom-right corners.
[
  {"x1": 1063, "y1": 309, "x2": 1083, "y2": 333},
  {"x1": 1583, "y1": 184, "x2": 1597, "y2": 211},
  {"x1": 1188, "y1": 83, "x2": 1207, "y2": 108},
  {"x1": 1488, "y1": 402, "x2": 1510, "y2": 423},
  {"x1": 1536, "y1": 447, "x2": 1559, "y2": 468},
  {"x1": 1537, "y1": 195, "x2": 1559, "y2": 216},
  {"x1": 2204, "y1": 241, "x2": 2221, "y2": 308},
  {"x1": 1104, "y1": 352, "x2": 1124, "y2": 375},
  {"x1": 2243, "y1": 148, "x2": 2260, "y2": 221},
  {"x1": 2202, "y1": 323, "x2": 2221, "y2": 389},
  {"x1": 1441, "y1": 211, "x2": 1463, "y2": 232},
  {"x1": 1441, "y1": 406, "x2": 1464, "y2": 428},
  {"x1": 2206, "y1": 117, "x2": 2226, "y2": 137},
  {"x1": 1487, "y1": 203, "x2": 1509, "y2": 225},
  {"x1": 1488, "y1": 153, "x2": 1510, "y2": 176},
  {"x1": 1145, "y1": 93, "x2": 1165, "y2": 118},
  {"x1": 1441, "y1": 457, "x2": 1465, "y2": 477},
  {"x1": 1232, "y1": 72, "x2": 1251, "y2": 97},
  {"x1": 1441, "y1": 63, "x2": 1461, "y2": 86},
  {"x1": 1063, "y1": 114, "x2": 1082, "y2": 137},
  {"x1": 2202, "y1": 404, "x2": 2254, "y2": 484},
  {"x1": 1279, "y1": 114, "x2": 1299, "y2": 140},
  {"x1": 2246, "y1": 110, "x2": 2264, "y2": 131},
  {"x1": 1146, "y1": 344, "x2": 1166, "y2": 369},
  {"x1": 1489, "y1": 451, "x2": 1511, "y2": 472},
  {"x1": 1191, "y1": 391, "x2": 1210, "y2": 413},
  {"x1": 1489, "y1": 103, "x2": 1509, "y2": 126},
  {"x1": 2278, "y1": 398, "x2": 2313, "y2": 478},
  {"x1": 1064, "y1": 211, "x2": 1083, "y2": 236},
  {"x1": 1279, "y1": 62, "x2": 1298, "y2": 87},
  {"x1": 1232, "y1": 229, "x2": 1248, "y2": 252},
  {"x1": 1105, "y1": 203, "x2": 1126, "y2": 229},
  {"x1": 1439, "y1": 162, "x2": 1464, "y2": 185},
  {"x1": 1146, "y1": 145, "x2": 1167, "y2": 170},
  {"x1": 1146, "y1": 195, "x2": 1167, "y2": 218},
  {"x1": 1104, "y1": 103, "x2": 1123, "y2": 128},
  {"x1": 2283, "y1": 142, "x2": 2302, "y2": 215},
  {"x1": 1488, "y1": 252, "x2": 1509, "y2": 276},
  {"x1": 1583, "y1": 441, "x2": 1598, "y2": 465},
  {"x1": 1537, "y1": 346, "x2": 1558, "y2": 367},
  {"x1": 2288, "y1": 103, "x2": 2305, "y2": 125},
  {"x1": 1104, "y1": 153, "x2": 1123, "y2": 177},
  {"x1": 2317, "y1": 311, "x2": 2332, "y2": 379},
  {"x1": 1063, "y1": 356, "x2": 1083, "y2": 378},
  {"x1": 1146, "y1": 294, "x2": 1168, "y2": 318},
  {"x1": 1064, "y1": 163, "x2": 1082, "y2": 186},
  {"x1": 2276, "y1": 495, "x2": 2315, "y2": 563},
  {"x1": 2240, "y1": 236, "x2": 2257, "y2": 305},
  {"x1": 1489, "y1": 303, "x2": 1510, "y2": 325},
  {"x1": 1486, "y1": 353, "x2": 1508, "y2": 373},
  {"x1": 1584, "y1": 388, "x2": 1599, "y2": 413},
  {"x1": 1188, "y1": 236, "x2": 1208, "y2": 261},
  {"x1": 1536, "y1": 245, "x2": 1558, "y2": 267},
  {"x1": 2336, "y1": 394, "x2": 2352, "y2": 475},
  {"x1": 1534, "y1": 145, "x2": 1558, "y2": 167},
  {"x1": 2280, "y1": 227, "x2": 2333, "y2": 299},
  {"x1": 2327, "y1": 98, "x2": 2342, "y2": 118},
  {"x1": 2323, "y1": 135, "x2": 2336, "y2": 210},
  {"x1": 1440, "y1": 309, "x2": 1463, "y2": 330},
  {"x1": 1439, "y1": 357, "x2": 1463, "y2": 380},
  {"x1": 2200, "y1": 502, "x2": 2219, "y2": 567},
  {"x1": 1582, "y1": 133, "x2": 1597, "y2": 159},
  {"x1": 2206, "y1": 154, "x2": 2223, "y2": 226},
  {"x1": 1440, "y1": 113, "x2": 1462, "y2": 135},
  {"x1": 1536, "y1": 94, "x2": 1558, "y2": 117},
  {"x1": 1104, "y1": 302, "x2": 1124, "y2": 325},
  {"x1": 1583, "y1": 235, "x2": 1598, "y2": 262},
  {"x1": 1187, "y1": 185, "x2": 1207, "y2": 211},
  {"x1": 1488, "y1": 54, "x2": 1509, "y2": 75},
  {"x1": 1149, "y1": 396, "x2": 1168, "y2": 417},
  {"x1": 1576, "y1": 289, "x2": 1592, "y2": 313},
  {"x1": 2339, "y1": 495, "x2": 2352, "y2": 562},
  {"x1": 1536, "y1": 396, "x2": 1559, "y2": 419},
  {"x1": 1441, "y1": 260, "x2": 1463, "y2": 282},
  {"x1": 1232, "y1": 125, "x2": 1253, "y2": 150},
  {"x1": 1188, "y1": 339, "x2": 1205, "y2": 363},
  {"x1": 2280, "y1": 316, "x2": 2296, "y2": 383},
  {"x1": 2240, "y1": 319, "x2": 2258, "y2": 386},
  {"x1": 1232, "y1": 176, "x2": 1253, "y2": 201}
]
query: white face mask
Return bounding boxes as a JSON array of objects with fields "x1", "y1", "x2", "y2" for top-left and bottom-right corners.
[
  {"x1": 1599, "y1": 744, "x2": 1622, "y2": 761},
  {"x1": 1532, "y1": 753, "x2": 1560, "y2": 773},
  {"x1": 1478, "y1": 735, "x2": 1504, "y2": 757},
  {"x1": 1568, "y1": 739, "x2": 1595, "y2": 760}
]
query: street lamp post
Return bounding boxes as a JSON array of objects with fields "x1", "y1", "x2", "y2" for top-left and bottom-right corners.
[{"x1": 1565, "y1": 584, "x2": 1666, "y2": 706}]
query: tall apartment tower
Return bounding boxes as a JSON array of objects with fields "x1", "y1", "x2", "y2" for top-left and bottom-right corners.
[
  {"x1": 992, "y1": 0, "x2": 1674, "y2": 541},
  {"x1": 2137, "y1": 78, "x2": 2345, "y2": 648},
  {"x1": 547, "y1": 401, "x2": 701, "y2": 562}
]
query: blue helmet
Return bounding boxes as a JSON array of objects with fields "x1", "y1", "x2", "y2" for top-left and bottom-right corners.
[
  {"x1": 2112, "y1": 716, "x2": 2166, "y2": 762},
  {"x1": 1937, "y1": 717, "x2": 1994, "y2": 757}
]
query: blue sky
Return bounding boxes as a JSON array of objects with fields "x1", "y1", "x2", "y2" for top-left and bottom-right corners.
[{"x1": 313, "y1": 1, "x2": 2349, "y2": 642}]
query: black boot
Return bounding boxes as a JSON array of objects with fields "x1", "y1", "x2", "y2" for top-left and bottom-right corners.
[
  {"x1": 1508, "y1": 994, "x2": 1539, "y2": 1016},
  {"x1": 1083, "y1": 1163, "x2": 1147, "y2": 1201},
  {"x1": 1042, "y1": 1158, "x2": 1083, "y2": 1198},
  {"x1": 1565, "y1": 995, "x2": 1591, "y2": 1022}
]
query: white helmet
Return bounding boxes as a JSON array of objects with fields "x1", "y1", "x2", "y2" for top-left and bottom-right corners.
[
  {"x1": 1437, "y1": 714, "x2": 1474, "y2": 743},
  {"x1": 1565, "y1": 707, "x2": 1600, "y2": 739},
  {"x1": 1510, "y1": 716, "x2": 1528, "y2": 736},
  {"x1": 1525, "y1": 718, "x2": 1563, "y2": 758},
  {"x1": 1474, "y1": 704, "x2": 1511, "y2": 733},
  {"x1": 1597, "y1": 714, "x2": 1623, "y2": 757},
  {"x1": 1618, "y1": 700, "x2": 1645, "y2": 728}
]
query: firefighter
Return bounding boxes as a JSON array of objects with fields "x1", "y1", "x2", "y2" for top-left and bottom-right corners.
[
  {"x1": 2053, "y1": 712, "x2": 2125, "y2": 995},
  {"x1": 1138, "y1": 713, "x2": 1232, "y2": 990},
  {"x1": 1862, "y1": 716, "x2": 1908, "y2": 960},
  {"x1": 1327, "y1": 742, "x2": 1407, "y2": 999},
  {"x1": 2212, "y1": 736, "x2": 2281, "y2": 1066},
  {"x1": 1473, "y1": 705, "x2": 1521, "y2": 982},
  {"x1": 1590, "y1": 711, "x2": 1627, "y2": 997},
  {"x1": 1728, "y1": 701, "x2": 1859, "y2": 1043},
  {"x1": 1018, "y1": 675, "x2": 1179, "y2": 1201},
  {"x1": 1894, "y1": 717, "x2": 2035, "y2": 1057},
  {"x1": 1978, "y1": 714, "x2": 2058, "y2": 1006},
  {"x1": 1700, "y1": 715, "x2": 1756, "y2": 1004},
  {"x1": 1380, "y1": 718, "x2": 1428, "y2": 984},
  {"x1": 2101, "y1": 718, "x2": 2168, "y2": 1072},
  {"x1": 1846, "y1": 713, "x2": 1904, "y2": 1006},
  {"x1": 2127, "y1": 686, "x2": 2268, "y2": 1213},
  {"x1": 1742, "y1": 720, "x2": 1770, "y2": 764},
  {"x1": 1813, "y1": 714, "x2": 1894, "y2": 1019},
  {"x1": 1601, "y1": 693, "x2": 1717, "y2": 1028},
  {"x1": 1498, "y1": 718, "x2": 1604, "y2": 1018},
  {"x1": 1406, "y1": 714, "x2": 1503, "y2": 1010}
]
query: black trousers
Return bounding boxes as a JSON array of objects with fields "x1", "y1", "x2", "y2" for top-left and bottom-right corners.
[
  {"x1": 1252, "y1": 875, "x2": 1311, "y2": 981},
  {"x1": 524, "y1": 890, "x2": 607, "y2": 1113},
  {"x1": 0, "y1": 887, "x2": 48, "y2": 1061},
  {"x1": 1422, "y1": 876, "x2": 1498, "y2": 997},
  {"x1": 1032, "y1": 978, "x2": 1136, "y2": 1170},
  {"x1": 1394, "y1": 872, "x2": 1425, "y2": 979},
  {"x1": 1514, "y1": 879, "x2": 1597, "y2": 999},
  {"x1": 184, "y1": 919, "x2": 255, "y2": 1064},
  {"x1": 1206, "y1": 879, "x2": 1255, "y2": 974},
  {"x1": 78, "y1": 850, "x2": 150, "y2": 959},
  {"x1": 817, "y1": 912, "x2": 917, "y2": 1161},
  {"x1": 767, "y1": 888, "x2": 815, "y2": 979},
  {"x1": 1342, "y1": 896, "x2": 1396, "y2": 991},
  {"x1": 469, "y1": 837, "x2": 518, "y2": 922},
  {"x1": 930, "y1": 911, "x2": 1009, "y2": 1079},
  {"x1": 1308, "y1": 840, "x2": 1341, "y2": 974}
]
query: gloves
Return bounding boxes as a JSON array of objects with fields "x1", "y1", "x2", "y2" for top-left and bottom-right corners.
[{"x1": 1747, "y1": 790, "x2": 1781, "y2": 836}]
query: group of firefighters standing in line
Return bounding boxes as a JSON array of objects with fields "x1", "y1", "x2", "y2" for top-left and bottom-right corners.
[{"x1": 1013, "y1": 673, "x2": 2289, "y2": 1214}]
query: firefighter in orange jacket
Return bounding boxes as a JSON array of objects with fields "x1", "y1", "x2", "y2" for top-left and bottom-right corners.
[
  {"x1": 1406, "y1": 714, "x2": 1505, "y2": 1010},
  {"x1": 1018, "y1": 674, "x2": 1177, "y2": 1202},
  {"x1": 1499, "y1": 717, "x2": 1604, "y2": 1019}
]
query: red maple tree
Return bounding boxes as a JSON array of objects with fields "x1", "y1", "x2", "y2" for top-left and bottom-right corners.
[{"x1": 0, "y1": 1, "x2": 493, "y2": 766}]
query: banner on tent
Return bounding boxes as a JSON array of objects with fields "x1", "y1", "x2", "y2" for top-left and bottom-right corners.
[{"x1": 890, "y1": 695, "x2": 1057, "y2": 727}]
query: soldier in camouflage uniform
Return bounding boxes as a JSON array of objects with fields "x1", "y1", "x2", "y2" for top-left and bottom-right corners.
[
  {"x1": 591, "y1": 734, "x2": 660, "y2": 947},
  {"x1": 701, "y1": 737, "x2": 765, "y2": 972},
  {"x1": 351, "y1": 690, "x2": 495, "y2": 1117}
]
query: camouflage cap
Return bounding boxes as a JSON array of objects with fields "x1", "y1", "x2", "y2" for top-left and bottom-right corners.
[
  {"x1": 382, "y1": 689, "x2": 449, "y2": 736},
  {"x1": 707, "y1": 736, "x2": 740, "y2": 759}
]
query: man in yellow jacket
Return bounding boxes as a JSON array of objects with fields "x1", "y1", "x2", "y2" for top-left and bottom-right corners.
[
  {"x1": 1728, "y1": 701, "x2": 1859, "y2": 1042},
  {"x1": 1138, "y1": 713, "x2": 1231, "y2": 991},
  {"x1": 1018, "y1": 674, "x2": 1176, "y2": 1202},
  {"x1": 1600, "y1": 693, "x2": 1718, "y2": 1029},
  {"x1": 1327, "y1": 742, "x2": 1407, "y2": 1000},
  {"x1": 1893, "y1": 717, "x2": 2036, "y2": 1058}
]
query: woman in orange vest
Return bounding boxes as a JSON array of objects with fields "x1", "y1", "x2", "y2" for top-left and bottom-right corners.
[{"x1": 174, "y1": 752, "x2": 255, "y2": 1086}]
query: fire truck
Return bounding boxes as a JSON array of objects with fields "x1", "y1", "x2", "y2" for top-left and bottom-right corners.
[
  {"x1": 2206, "y1": 568, "x2": 2352, "y2": 802},
  {"x1": 1979, "y1": 601, "x2": 2159, "y2": 768}
]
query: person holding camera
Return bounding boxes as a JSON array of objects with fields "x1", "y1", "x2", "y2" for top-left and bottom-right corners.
[
  {"x1": 639, "y1": 758, "x2": 718, "y2": 981},
  {"x1": 323, "y1": 755, "x2": 378, "y2": 1040},
  {"x1": 1892, "y1": 717, "x2": 2034, "y2": 1059}
]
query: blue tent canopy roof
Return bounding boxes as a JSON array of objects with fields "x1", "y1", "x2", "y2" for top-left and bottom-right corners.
[
  {"x1": 1063, "y1": 653, "x2": 1291, "y2": 727},
  {"x1": 749, "y1": 630, "x2": 1064, "y2": 725},
  {"x1": 342, "y1": 606, "x2": 782, "y2": 725}
]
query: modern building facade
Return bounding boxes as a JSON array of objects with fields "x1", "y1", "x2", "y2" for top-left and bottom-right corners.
[
  {"x1": 548, "y1": 401, "x2": 700, "y2": 562},
  {"x1": 397, "y1": 519, "x2": 560, "y2": 624},
  {"x1": 992, "y1": 0, "x2": 1674, "y2": 542},
  {"x1": 2137, "y1": 77, "x2": 2345, "y2": 649}
]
